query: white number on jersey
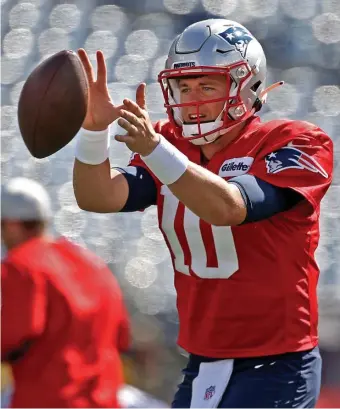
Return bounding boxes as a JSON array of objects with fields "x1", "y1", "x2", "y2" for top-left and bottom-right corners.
[{"x1": 160, "y1": 186, "x2": 239, "y2": 279}]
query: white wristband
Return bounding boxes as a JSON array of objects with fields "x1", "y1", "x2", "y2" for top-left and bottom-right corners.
[
  {"x1": 141, "y1": 135, "x2": 189, "y2": 185},
  {"x1": 75, "y1": 127, "x2": 110, "y2": 165}
]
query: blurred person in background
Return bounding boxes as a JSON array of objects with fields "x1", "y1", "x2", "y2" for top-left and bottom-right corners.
[
  {"x1": 1, "y1": 177, "x2": 130, "y2": 408},
  {"x1": 73, "y1": 18, "x2": 333, "y2": 408}
]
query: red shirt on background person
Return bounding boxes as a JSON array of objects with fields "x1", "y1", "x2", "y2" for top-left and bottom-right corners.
[{"x1": 1, "y1": 177, "x2": 130, "y2": 408}]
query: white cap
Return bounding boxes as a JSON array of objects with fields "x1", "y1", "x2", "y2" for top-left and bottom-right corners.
[{"x1": 1, "y1": 177, "x2": 52, "y2": 221}]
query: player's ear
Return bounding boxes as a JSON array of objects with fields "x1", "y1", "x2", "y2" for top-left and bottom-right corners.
[{"x1": 136, "y1": 83, "x2": 147, "y2": 110}]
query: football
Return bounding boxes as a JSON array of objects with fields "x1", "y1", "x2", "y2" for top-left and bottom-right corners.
[{"x1": 17, "y1": 50, "x2": 88, "y2": 159}]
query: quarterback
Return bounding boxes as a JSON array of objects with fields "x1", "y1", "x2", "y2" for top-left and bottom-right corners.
[{"x1": 73, "y1": 19, "x2": 333, "y2": 408}]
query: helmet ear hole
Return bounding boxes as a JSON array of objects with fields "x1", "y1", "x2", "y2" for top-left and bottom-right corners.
[{"x1": 250, "y1": 80, "x2": 262, "y2": 92}]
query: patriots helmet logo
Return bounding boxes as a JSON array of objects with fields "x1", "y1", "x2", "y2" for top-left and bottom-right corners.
[
  {"x1": 265, "y1": 146, "x2": 328, "y2": 178},
  {"x1": 217, "y1": 26, "x2": 254, "y2": 57}
]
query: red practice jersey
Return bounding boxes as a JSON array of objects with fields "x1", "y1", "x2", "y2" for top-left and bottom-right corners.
[
  {"x1": 1, "y1": 237, "x2": 130, "y2": 408},
  {"x1": 129, "y1": 116, "x2": 333, "y2": 358}
]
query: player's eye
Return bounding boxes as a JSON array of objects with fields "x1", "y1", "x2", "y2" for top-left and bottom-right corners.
[
  {"x1": 180, "y1": 87, "x2": 190, "y2": 94},
  {"x1": 202, "y1": 86, "x2": 215, "y2": 92}
]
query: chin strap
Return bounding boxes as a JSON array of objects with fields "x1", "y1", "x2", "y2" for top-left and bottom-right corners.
[{"x1": 252, "y1": 80, "x2": 285, "y2": 112}]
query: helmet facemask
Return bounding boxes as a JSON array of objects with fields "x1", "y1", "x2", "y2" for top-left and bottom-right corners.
[{"x1": 158, "y1": 62, "x2": 255, "y2": 145}]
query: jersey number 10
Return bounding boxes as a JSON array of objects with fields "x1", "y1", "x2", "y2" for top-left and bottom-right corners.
[{"x1": 160, "y1": 186, "x2": 239, "y2": 279}]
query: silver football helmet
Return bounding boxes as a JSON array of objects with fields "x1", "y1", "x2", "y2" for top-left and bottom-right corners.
[{"x1": 158, "y1": 19, "x2": 279, "y2": 145}]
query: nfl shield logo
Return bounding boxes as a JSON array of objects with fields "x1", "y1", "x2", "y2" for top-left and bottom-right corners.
[{"x1": 204, "y1": 385, "x2": 216, "y2": 400}]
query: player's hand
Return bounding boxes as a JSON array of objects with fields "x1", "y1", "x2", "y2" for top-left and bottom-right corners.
[
  {"x1": 115, "y1": 83, "x2": 160, "y2": 156},
  {"x1": 78, "y1": 49, "x2": 124, "y2": 131}
]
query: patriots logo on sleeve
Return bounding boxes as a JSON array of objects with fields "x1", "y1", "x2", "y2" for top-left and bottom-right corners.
[{"x1": 265, "y1": 146, "x2": 328, "y2": 178}]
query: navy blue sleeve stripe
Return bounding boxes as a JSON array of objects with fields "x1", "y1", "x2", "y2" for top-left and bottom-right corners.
[
  {"x1": 228, "y1": 174, "x2": 303, "y2": 224},
  {"x1": 113, "y1": 166, "x2": 157, "y2": 212}
]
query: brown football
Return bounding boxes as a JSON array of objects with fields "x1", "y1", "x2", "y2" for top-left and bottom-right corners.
[{"x1": 18, "y1": 50, "x2": 88, "y2": 158}]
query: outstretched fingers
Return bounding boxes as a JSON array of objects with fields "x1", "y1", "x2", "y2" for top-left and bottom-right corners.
[
  {"x1": 122, "y1": 83, "x2": 148, "y2": 117},
  {"x1": 96, "y1": 50, "x2": 108, "y2": 91},
  {"x1": 115, "y1": 134, "x2": 136, "y2": 144},
  {"x1": 119, "y1": 109, "x2": 141, "y2": 127},
  {"x1": 117, "y1": 116, "x2": 139, "y2": 135},
  {"x1": 123, "y1": 98, "x2": 144, "y2": 118},
  {"x1": 77, "y1": 48, "x2": 95, "y2": 85},
  {"x1": 77, "y1": 49, "x2": 108, "y2": 92},
  {"x1": 136, "y1": 83, "x2": 147, "y2": 110}
]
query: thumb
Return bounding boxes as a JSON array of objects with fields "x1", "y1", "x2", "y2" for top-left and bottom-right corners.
[{"x1": 136, "y1": 83, "x2": 147, "y2": 110}]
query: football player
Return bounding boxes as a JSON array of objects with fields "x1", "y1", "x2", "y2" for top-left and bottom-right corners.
[
  {"x1": 73, "y1": 19, "x2": 333, "y2": 408},
  {"x1": 1, "y1": 178, "x2": 130, "y2": 408}
]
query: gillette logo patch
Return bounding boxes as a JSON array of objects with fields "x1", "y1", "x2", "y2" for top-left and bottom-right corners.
[{"x1": 218, "y1": 157, "x2": 254, "y2": 177}]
